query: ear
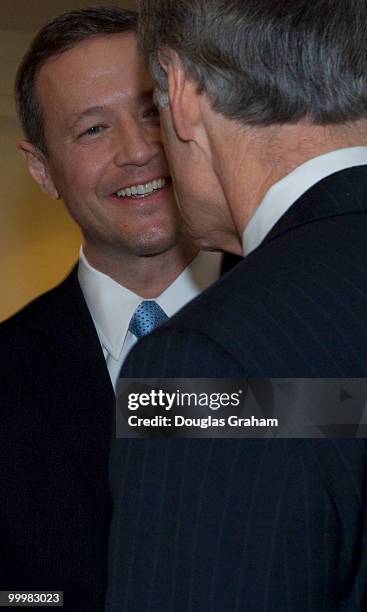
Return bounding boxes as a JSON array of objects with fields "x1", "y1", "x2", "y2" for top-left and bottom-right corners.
[
  {"x1": 18, "y1": 140, "x2": 59, "y2": 200},
  {"x1": 159, "y1": 49, "x2": 201, "y2": 142}
]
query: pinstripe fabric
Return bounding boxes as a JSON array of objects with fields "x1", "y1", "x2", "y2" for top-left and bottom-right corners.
[
  {"x1": 107, "y1": 167, "x2": 367, "y2": 611},
  {"x1": 108, "y1": 439, "x2": 366, "y2": 611}
]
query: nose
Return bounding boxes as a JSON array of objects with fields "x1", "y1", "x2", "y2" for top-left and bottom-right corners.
[{"x1": 113, "y1": 120, "x2": 160, "y2": 168}]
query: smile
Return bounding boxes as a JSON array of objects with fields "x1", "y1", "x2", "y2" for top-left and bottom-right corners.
[{"x1": 115, "y1": 178, "x2": 167, "y2": 198}]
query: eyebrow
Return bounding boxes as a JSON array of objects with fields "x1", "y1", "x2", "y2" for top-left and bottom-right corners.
[
  {"x1": 70, "y1": 106, "x2": 106, "y2": 129},
  {"x1": 69, "y1": 89, "x2": 156, "y2": 130}
]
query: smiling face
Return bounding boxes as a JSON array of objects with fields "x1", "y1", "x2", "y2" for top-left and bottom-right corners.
[{"x1": 22, "y1": 33, "x2": 184, "y2": 261}]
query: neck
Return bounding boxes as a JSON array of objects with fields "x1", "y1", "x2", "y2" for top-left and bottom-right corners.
[
  {"x1": 212, "y1": 118, "x2": 367, "y2": 235},
  {"x1": 83, "y1": 237, "x2": 198, "y2": 298}
]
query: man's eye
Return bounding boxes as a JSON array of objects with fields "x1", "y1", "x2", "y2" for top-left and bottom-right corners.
[{"x1": 83, "y1": 125, "x2": 105, "y2": 136}]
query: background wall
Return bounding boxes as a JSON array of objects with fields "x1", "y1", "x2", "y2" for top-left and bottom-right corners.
[{"x1": 0, "y1": 0, "x2": 136, "y2": 322}]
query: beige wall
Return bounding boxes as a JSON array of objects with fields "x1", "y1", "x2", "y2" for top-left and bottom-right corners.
[
  {"x1": 0, "y1": 1, "x2": 136, "y2": 322},
  {"x1": 0, "y1": 120, "x2": 82, "y2": 322}
]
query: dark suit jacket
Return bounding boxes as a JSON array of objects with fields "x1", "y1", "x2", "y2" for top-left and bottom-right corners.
[
  {"x1": 0, "y1": 254, "x2": 234, "y2": 611},
  {"x1": 0, "y1": 268, "x2": 115, "y2": 611},
  {"x1": 107, "y1": 167, "x2": 367, "y2": 611}
]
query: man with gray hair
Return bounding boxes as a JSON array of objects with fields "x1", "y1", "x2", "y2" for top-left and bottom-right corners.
[{"x1": 107, "y1": 1, "x2": 367, "y2": 610}]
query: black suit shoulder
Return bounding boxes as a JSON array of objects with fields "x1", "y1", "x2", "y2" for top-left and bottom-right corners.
[
  {"x1": 124, "y1": 208, "x2": 367, "y2": 377},
  {"x1": 0, "y1": 275, "x2": 73, "y2": 390},
  {"x1": 0, "y1": 266, "x2": 84, "y2": 332}
]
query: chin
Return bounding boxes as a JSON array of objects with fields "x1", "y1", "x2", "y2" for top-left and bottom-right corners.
[
  {"x1": 128, "y1": 232, "x2": 181, "y2": 257},
  {"x1": 186, "y1": 222, "x2": 238, "y2": 253},
  {"x1": 184, "y1": 226, "x2": 212, "y2": 249},
  {"x1": 194, "y1": 239, "x2": 217, "y2": 251}
]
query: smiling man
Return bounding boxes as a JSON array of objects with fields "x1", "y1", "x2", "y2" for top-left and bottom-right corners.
[{"x1": 0, "y1": 6, "x2": 223, "y2": 611}]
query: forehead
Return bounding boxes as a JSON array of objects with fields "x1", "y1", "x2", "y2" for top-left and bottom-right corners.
[{"x1": 36, "y1": 32, "x2": 154, "y2": 118}]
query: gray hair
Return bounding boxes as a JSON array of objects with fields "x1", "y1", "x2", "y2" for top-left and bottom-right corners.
[{"x1": 138, "y1": 0, "x2": 367, "y2": 125}]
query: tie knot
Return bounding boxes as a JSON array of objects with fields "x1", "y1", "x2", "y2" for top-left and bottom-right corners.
[{"x1": 129, "y1": 301, "x2": 168, "y2": 339}]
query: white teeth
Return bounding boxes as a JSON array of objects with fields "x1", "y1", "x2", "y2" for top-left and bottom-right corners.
[{"x1": 116, "y1": 178, "x2": 167, "y2": 198}]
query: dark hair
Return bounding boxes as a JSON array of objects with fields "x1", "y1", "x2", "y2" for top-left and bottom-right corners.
[
  {"x1": 15, "y1": 5, "x2": 138, "y2": 154},
  {"x1": 138, "y1": 0, "x2": 367, "y2": 126}
]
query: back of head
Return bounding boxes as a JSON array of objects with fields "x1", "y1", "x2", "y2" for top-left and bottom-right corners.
[
  {"x1": 15, "y1": 5, "x2": 138, "y2": 155},
  {"x1": 138, "y1": 0, "x2": 367, "y2": 127}
]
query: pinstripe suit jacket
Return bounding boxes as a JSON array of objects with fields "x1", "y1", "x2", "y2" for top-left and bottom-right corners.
[{"x1": 107, "y1": 166, "x2": 367, "y2": 611}]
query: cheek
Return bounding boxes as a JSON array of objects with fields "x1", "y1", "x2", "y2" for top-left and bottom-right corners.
[{"x1": 55, "y1": 155, "x2": 102, "y2": 201}]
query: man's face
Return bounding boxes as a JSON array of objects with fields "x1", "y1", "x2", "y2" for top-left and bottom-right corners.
[
  {"x1": 158, "y1": 90, "x2": 240, "y2": 254},
  {"x1": 30, "y1": 33, "x2": 182, "y2": 258}
]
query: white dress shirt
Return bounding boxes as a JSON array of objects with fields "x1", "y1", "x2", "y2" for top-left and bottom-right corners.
[
  {"x1": 242, "y1": 146, "x2": 367, "y2": 256},
  {"x1": 78, "y1": 249, "x2": 222, "y2": 388}
]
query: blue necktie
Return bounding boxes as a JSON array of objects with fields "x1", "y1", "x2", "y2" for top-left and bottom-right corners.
[{"x1": 129, "y1": 301, "x2": 168, "y2": 339}]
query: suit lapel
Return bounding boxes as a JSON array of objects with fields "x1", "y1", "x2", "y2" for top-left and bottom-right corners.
[{"x1": 24, "y1": 268, "x2": 114, "y2": 516}]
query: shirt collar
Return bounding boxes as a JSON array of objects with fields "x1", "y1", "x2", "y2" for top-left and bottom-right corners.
[
  {"x1": 242, "y1": 146, "x2": 367, "y2": 256},
  {"x1": 157, "y1": 249, "x2": 222, "y2": 316},
  {"x1": 78, "y1": 248, "x2": 222, "y2": 360}
]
